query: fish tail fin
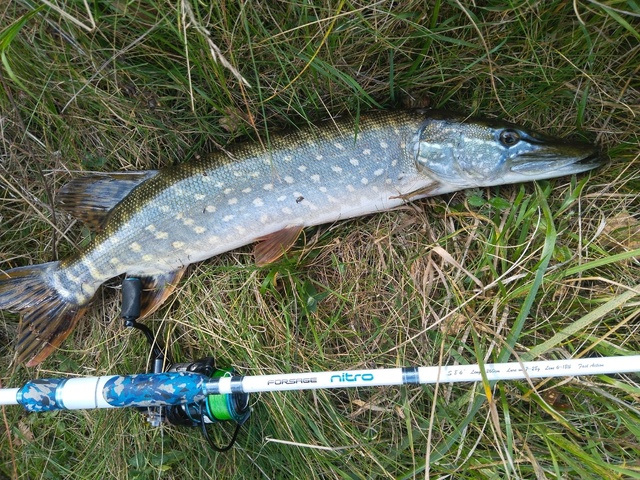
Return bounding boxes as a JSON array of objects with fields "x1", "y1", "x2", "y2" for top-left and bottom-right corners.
[{"x1": 0, "y1": 262, "x2": 89, "y2": 366}]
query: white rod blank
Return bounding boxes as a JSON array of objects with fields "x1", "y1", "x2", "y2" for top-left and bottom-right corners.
[{"x1": 209, "y1": 355, "x2": 640, "y2": 394}]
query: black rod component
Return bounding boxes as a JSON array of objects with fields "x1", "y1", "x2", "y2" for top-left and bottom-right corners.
[
  {"x1": 121, "y1": 278, "x2": 142, "y2": 323},
  {"x1": 121, "y1": 277, "x2": 171, "y2": 372}
]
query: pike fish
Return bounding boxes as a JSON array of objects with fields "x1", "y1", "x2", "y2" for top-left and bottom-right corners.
[{"x1": 0, "y1": 110, "x2": 601, "y2": 366}]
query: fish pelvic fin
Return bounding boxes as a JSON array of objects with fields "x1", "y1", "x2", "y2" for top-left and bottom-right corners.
[
  {"x1": 0, "y1": 262, "x2": 90, "y2": 366},
  {"x1": 135, "y1": 268, "x2": 187, "y2": 319},
  {"x1": 254, "y1": 225, "x2": 304, "y2": 266}
]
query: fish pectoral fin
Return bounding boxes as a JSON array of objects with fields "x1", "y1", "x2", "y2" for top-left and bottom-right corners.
[
  {"x1": 389, "y1": 182, "x2": 441, "y2": 201},
  {"x1": 56, "y1": 171, "x2": 159, "y2": 231},
  {"x1": 135, "y1": 268, "x2": 187, "y2": 319},
  {"x1": 254, "y1": 225, "x2": 304, "y2": 266}
]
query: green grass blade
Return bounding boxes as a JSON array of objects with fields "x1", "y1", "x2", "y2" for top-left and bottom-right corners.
[
  {"x1": 522, "y1": 284, "x2": 640, "y2": 360},
  {"x1": 497, "y1": 182, "x2": 557, "y2": 363}
]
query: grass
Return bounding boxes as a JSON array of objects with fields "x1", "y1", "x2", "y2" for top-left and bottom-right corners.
[{"x1": 1, "y1": 0, "x2": 639, "y2": 478}]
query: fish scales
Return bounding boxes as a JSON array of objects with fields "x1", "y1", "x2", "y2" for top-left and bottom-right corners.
[
  {"x1": 80, "y1": 111, "x2": 424, "y2": 276},
  {"x1": 56, "y1": 111, "x2": 425, "y2": 306},
  {"x1": 0, "y1": 110, "x2": 601, "y2": 365}
]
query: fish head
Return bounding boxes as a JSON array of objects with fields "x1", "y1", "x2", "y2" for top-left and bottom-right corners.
[{"x1": 413, "y1": 114, "x2": 602, "y2": 189}]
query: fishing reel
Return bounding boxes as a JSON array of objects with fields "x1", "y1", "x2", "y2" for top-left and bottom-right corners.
[{"x1": 120, "y1": 278, "x2": 251, "y2": 451}]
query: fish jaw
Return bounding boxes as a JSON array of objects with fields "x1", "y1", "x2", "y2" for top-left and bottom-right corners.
[
  {"x1": 505, "y1": 145, "x2": 602, "y2": 179},
  {"x1": 413, "y1": 114, "x2": 602, "y2": 189}
]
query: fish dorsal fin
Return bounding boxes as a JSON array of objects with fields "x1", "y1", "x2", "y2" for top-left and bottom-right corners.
[
  {"x1": 135, "y1": 268, "x2": 187, "y2": 319},
  {"x1": 254, "y1": 225, "x2": 304, "y2": 266},
  {"x1": 56, "y1": 171, "x2": 158, "y2": 231}
]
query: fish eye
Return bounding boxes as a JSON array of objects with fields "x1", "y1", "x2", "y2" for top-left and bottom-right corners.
[{"x1": 499, "y1": 129, "x2": 520, "y2": 147}]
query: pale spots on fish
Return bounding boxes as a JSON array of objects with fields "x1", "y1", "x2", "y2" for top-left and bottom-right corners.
[
  {"x1": 361, "y1": 178, "x2": 369, "y2": 185},
  {"x1": 310, "y1": 174, "x2": 320, "y2": 183},
  {"x1": 75, "y1": 292, "x2": 88, "y2": 304},
  {"x1": 194, "y1": 193, "x2": 206, "y2": 200},
  {"x1": 462, "y1": 136, "x2": 497, "y2": 147},
  {"x1": 284, "y1": 176, "x2": 294, "y2": 184},
  {"x1": 142, "y1": 254, "x2": 154, "y2": 262},
  {"x1": 224, "y1": 188, "x2": 233, "y2": 194},
  {"x1": 65, "y1": 270, "x2": 81, "y2": 282},
  {"x1": 193, "y1": 226, "x2": 206, "y2": 234},
  {"x1": 236, "y1": 226, "x2": 247, "y2": 234},
  {"x1": 50, "y1": 272, "x2": 73, "y2": 300},
  {"x1": 263, "y1": 183, "x2": 274, "y2": 191},
  {"x1": 205, "y1": 205, "x2": 216, "y2": 213},
  {"x1": 282, "y1": 207, "x2": 293, "y2": 214},
  {"x1": 253, "y1": 198, "x2": 264, "y2": 207},
  {"x1": 130, "y1": 242, "x2": 142, "y2": 253},
  {"x1": 350, "y1": 158, "x2": 359, "y2": 166},
  {"x1": 109, "y1": 257, "x2": 121, "y2": 266},
  {"x1": 172, "y1": 241, "x2": 185, "y2": 249},
  {"x1": 334, "y1": 142, "x2": 345, "y2": 150},
  {"x1": 260, "y1": 214, "x2": 269, "y2": 224},
  {"x1": 145, "y1": 224, "x2": 156, "y2": 232},
  {"x1": 242, "y1": 187, "x2": 252, "y2": 193},
  {"x1": 374, "y1": 169, "x2": 384, "y2": 176},
  {"x1": 277, "y1": 195, "x2": 287, "y2": 202},
  {"x1": 426, "y1": 143, "x2": 443, "y2": 150},
  {"x1": 159, "y1": 205, "x2": 170, "y2": 213},
  {"x1": 331, "y1": 166, "x2": 343, "y2": 173},
  {"x1": 228, "y1": 198, "x2": 238, "y2": 205},
  {"x1": 85, "y1": 260, "x2": 107, "y2": 281},
  {"x1": 363, "y1": 149, "x2": 371, "y2": 155},
  {"x1": 155, "y1": 231, "x2": 168, "y2": 239},
  {"x1": 223, "y1": 215, "x2": 234, "y2": 221},
  {"x1": 380, "y1": 141, "x2": 389, "y2": 149},
  {"x1": 298, "y1": 165, "x2": 307, "y2": 172}
]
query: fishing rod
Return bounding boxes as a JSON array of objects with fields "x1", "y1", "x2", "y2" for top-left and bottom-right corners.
[{"x1": 1, "y1": 278, "x2": 638, "y2": 452}]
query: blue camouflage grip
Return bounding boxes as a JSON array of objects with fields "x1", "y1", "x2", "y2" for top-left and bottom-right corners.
[
  {"x1": 17, "y1": 378, "x2": 68, "y2": 412},
  {"x1": 103, "y1": 372, "x2": 207, "y2": 407}
]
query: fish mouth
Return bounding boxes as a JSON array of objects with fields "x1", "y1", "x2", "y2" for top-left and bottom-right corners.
[
  {"x1": 510, "y1": 147, "x2": 603, "y2": 177},
  {"x1": 574, "y1": 151, "x2": 603, "y2": 168}
]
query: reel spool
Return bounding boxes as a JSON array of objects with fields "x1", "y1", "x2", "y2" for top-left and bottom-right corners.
[
  {"x1": 164, "y1": 357, "x2": 251, "y2": 452},
  {"x1": 121, "y1": 278, "x2": 251, "y2": 451}
]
